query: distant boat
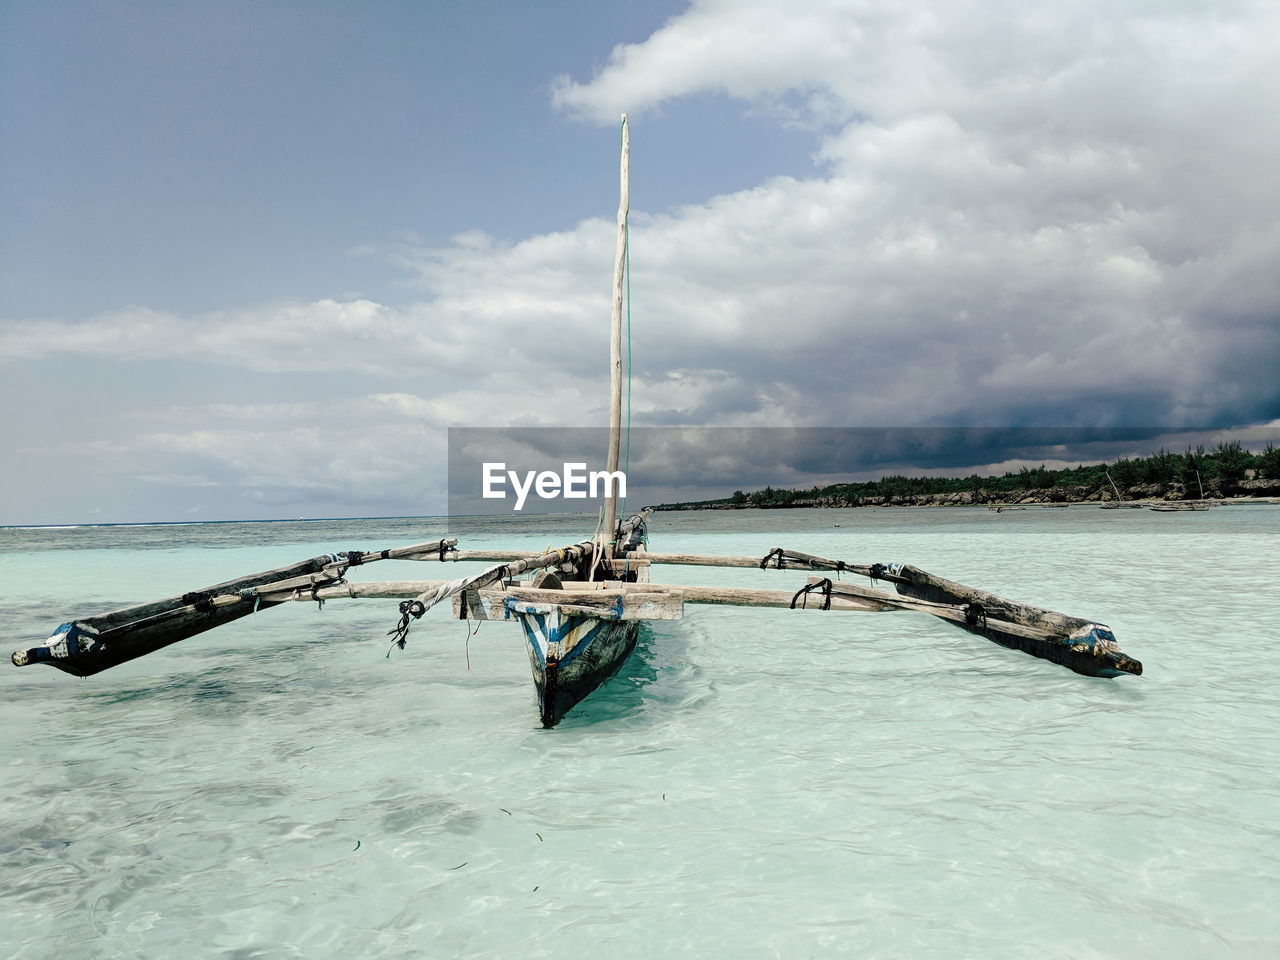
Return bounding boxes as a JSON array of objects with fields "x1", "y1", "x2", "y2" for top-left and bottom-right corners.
[{"x1": 1150, "y1": 502, "x2": 1212, "y2": 511}]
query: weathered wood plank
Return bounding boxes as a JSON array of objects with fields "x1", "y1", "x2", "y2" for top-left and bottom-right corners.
[
  {"x1": 823, "y1": 578, "x2": 1055, "y2": 639},
  {"x1": 441, "y1": 549, "x2": 541, "y2": 562},
  {"x1": 300, "y1": 579, "x2": 889, "y2": 613},
  {"x1": 617, "y1": 552, "x2": 761, "y2": 568},
  {"x1": 614, "y1": 550, "x2": 899, "y2": 581},
  {"x1": 451, "y1": 585, "x2": 683, "y2": 623},
  {"x1": 674, "y1": 584, "x2": 889, "y2": 610},
  {"x1": 303, "y1": 580, "x2": 450, "y2": 600}
]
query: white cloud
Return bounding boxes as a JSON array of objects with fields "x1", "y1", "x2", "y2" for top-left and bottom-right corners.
[
  {"x1": 130, "y1": 473, "x2": 222, "y2": 488},
  {"x1": 2, "y1": 300, "x2": 420, "y2": 375},
  {"x1": 104, "y1": 395, "x2": 456, "y2": 512},
  {"x1": 549, "y1": 0, "x2": 1280, "y2": 427}
]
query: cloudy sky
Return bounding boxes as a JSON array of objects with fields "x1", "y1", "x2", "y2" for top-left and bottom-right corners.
[{"x1": 3, "y1": 0, "x2": 1278, "y2": 524}]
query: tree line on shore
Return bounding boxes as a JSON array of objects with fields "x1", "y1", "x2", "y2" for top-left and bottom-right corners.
[{"x1": 656, "y1": 441, "x2": 1280, "y2": 510}]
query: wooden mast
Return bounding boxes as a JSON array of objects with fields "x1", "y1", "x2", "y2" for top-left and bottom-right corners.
[
  {"x1": 602, "y1": 113, "x2": 630, "y2": 556},
  {"x1": 1105, "y1": 469, "x2": 1123, "y2": 502}
]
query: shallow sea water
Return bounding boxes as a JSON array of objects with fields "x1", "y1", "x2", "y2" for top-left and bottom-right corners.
[{"x1": 1, "y1": 507, "x2": 1277, "y2": 959}]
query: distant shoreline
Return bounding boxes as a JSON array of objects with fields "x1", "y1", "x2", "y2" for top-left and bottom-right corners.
[
  {"x1": 654, "y1": 485, "x2": 1280, "y2": 511},
  {"x1": 653, "y1": 446, "x2": 1280, "y2": 511},
  {"x1": 654, "y1": 496, "x2": 1280, "y2": 511}
]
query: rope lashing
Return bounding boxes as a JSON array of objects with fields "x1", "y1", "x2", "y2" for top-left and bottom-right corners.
[
  {"x1": 790, "y1": 578, "x2": 833, "y2": 610},
  {"x1": 757, "y1": 548, "x2": 851, "y2": 576},
  {"x1": 869, "y1": 563, "x2": 886, "y2": 584},
  {"x1": 310, "y1": 583, "x2": 326, "y2": 611},
  {"x1": 964, "y1": 603, "x2": 987, "y2": 628},
  {"x1": 462, "y1": 615, "x2": 481, "y2": 671},
  {"x1": 388, "y1": 599, "x2": 427, "y2": 651},
  {"x1": 759, "y1": 547, "x2": 787, "y2": 570},
  {"x1": 343, "y1": 549, "x2": 366, "y2": 566},
  {"x1": 183, "y1": 592, "x2": 216, "y2": 615}
]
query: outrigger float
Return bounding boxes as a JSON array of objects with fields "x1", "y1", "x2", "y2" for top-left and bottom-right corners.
[{"x1": 8, "y1": 116, "x2": 1142, "y2": 725}]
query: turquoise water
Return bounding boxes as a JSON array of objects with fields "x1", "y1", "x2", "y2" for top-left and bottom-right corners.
[{"x1": 2, "y1": 507, "x2": 1278, "y2": 958}]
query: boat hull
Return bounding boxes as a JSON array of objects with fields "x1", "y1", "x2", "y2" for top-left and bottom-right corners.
[{"x1": 517, "y1": 605, "x2": 641, "y2": 727}]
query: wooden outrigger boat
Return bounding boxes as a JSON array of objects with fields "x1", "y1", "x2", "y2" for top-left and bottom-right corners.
[
  {"x1": 1150, "y1": 471, "x2": 1216, "y2": 509},
  {"x1": 1100, "y1": 470, "x2": 1146, "y2": 508},
  {"x1": 8, "y1": 534, "x2": 1142, "y2": 723},
  {"x1": 7, "y1": 116, "x2": 1143, "y2": 725}
]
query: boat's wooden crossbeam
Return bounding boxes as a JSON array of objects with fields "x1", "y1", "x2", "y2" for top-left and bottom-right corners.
[
  {"x1": 294, "y1": 578, "x2": 892, "y2": 614},
  {"x1": 608, "y1": 548, "x2": 909, "y2": 584},
  {"x1": 433, "y1": 547, "x2": 886, "y2": 576},
  {"x1": 363, "y1": 538, "x2": 459, "y2": 563},
  {"x1": 675, "y1": 583, "x2": 890, "y2": 611},
  {"x1": 453, "y1": 584, "x2": 683, "y2": 623}
]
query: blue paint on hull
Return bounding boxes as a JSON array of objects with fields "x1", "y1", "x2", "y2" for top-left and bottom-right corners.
[{"x1": 515, "y1": 608, "x2": 640, "y2": 727}]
